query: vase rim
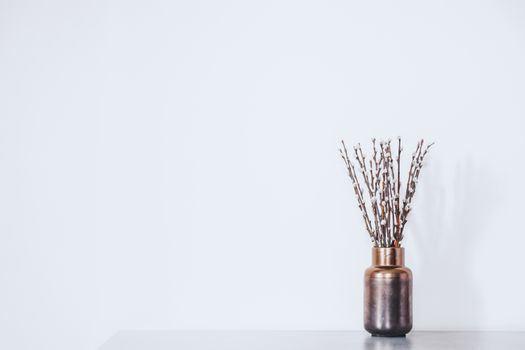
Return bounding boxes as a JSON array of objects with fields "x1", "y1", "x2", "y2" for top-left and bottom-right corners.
[{"x1": 372, "y1": 247, "x2": 404, "y2": 250}]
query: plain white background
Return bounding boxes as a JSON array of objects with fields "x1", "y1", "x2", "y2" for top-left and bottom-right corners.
[{"x1": 1, "y1": 0, "x2": 525, "y2": 349}]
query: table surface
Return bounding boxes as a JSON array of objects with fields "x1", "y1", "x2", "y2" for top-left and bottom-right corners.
[{"x1": 98, "y1": 330, "x2": 525, "y2": 350}]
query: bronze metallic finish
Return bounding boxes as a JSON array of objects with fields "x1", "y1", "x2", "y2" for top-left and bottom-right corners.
[{"x1": 364, "y1": 247, "x2": 412, "y2": 337}]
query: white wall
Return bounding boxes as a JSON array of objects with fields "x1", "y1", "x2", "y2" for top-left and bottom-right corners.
[{"x1": 1, "y1": 0, "x2": 525, "y2": 349}]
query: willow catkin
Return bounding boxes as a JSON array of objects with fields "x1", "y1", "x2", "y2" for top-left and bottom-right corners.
[{"x1": 340, "y1": 138, "x2": 433, "y2": 247}]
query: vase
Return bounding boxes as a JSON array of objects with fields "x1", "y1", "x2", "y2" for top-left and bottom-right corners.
[{"x1": 364, "y1": 247, "x2": 412, "y2": 337}]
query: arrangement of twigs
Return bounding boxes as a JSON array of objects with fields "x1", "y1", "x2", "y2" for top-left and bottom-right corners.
[{"x1": 339, "y1": 138, "x2": 433, "y2": 247}]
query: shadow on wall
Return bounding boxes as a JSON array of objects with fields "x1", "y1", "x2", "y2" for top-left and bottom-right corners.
[{"x1": 409, "y1": 156, "x2": 493, "y2": 330}]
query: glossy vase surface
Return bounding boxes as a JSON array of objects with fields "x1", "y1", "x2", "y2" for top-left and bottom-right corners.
[{"x1": 364, "y1": 247, "x2": 412, "y2": 337}]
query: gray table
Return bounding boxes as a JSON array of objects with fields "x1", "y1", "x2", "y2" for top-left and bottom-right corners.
[{"x1": 99, "y1": 331, "x2": 525, "y2": 349}]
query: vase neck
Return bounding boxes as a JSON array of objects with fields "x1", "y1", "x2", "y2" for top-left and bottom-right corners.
[{"x1": 372, "y1": 247, "x2": 405, "y2": 266}]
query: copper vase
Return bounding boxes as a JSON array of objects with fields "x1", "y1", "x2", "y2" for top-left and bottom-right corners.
[{"x1": 364, "y1": 247, "x2": 412, "y2": 337}]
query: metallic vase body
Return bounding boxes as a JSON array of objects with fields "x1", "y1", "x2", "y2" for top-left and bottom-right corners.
[{"x1": 364, "y1": 247, "x2": 412, "y2": 337}]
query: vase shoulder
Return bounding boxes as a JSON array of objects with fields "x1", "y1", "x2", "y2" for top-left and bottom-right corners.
[{"x1": 365, "y1": 266, "x2": 412, "y2": 280}]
